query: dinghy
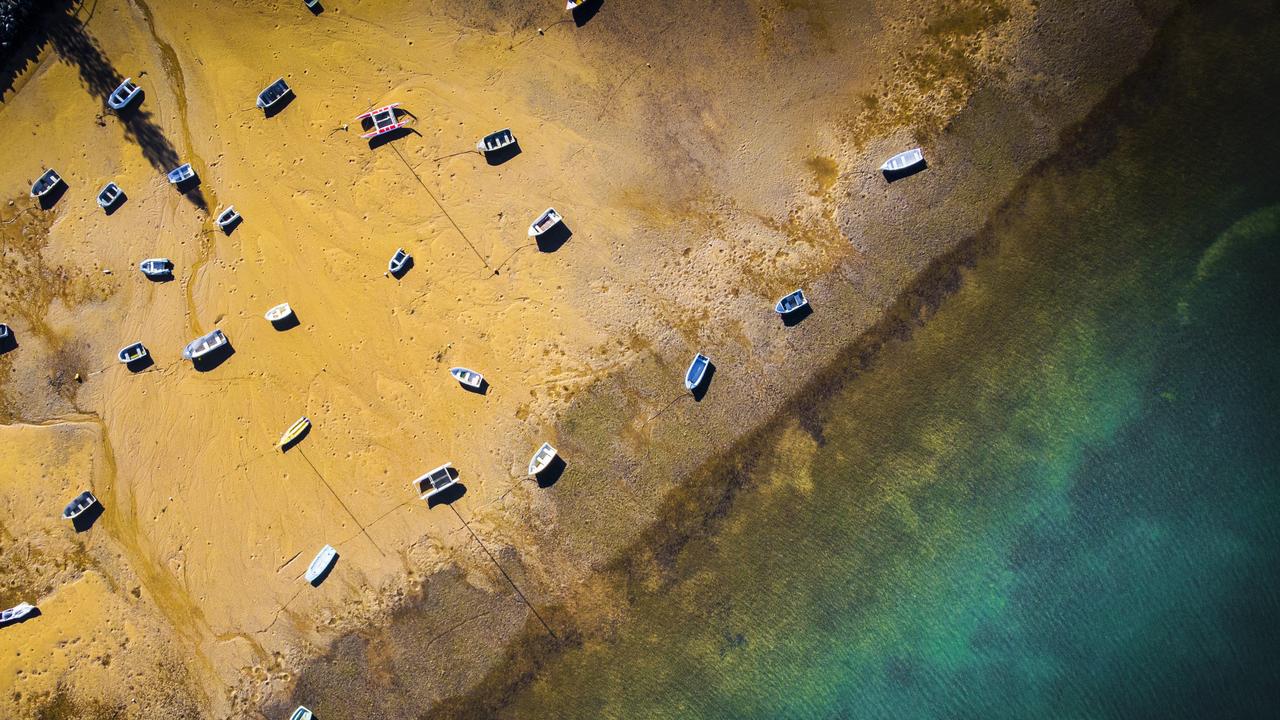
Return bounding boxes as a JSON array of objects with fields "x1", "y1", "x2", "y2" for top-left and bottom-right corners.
[
  {"x1": 0, "y1": 603, "x2": 35, "y2": 625},
  {"x1": 182, "y1": 329, "x2": 228, "y2": 360},
  {"x1": 305, "y1": 545, "x2": 337, "y2": 585},
  {"x1": 256, "y1": 78, "x2": 292, "y2": 111},
  {"x1": 30, "y1": 169, "x2": 62, "y2": 198},
  {"x1": 356, "y1": 103, "x2": 408, "y2": 139},
  {"x1": 685, "y1": 353, "x2": 710, "y2": 392},
  {"x1": 62, "y1": 490, "x2": 99, "y2": 521},
  {"x1": 528, "y1": 442, "x2": 557, "y2": 475},
  {"x1": 215, "y1": 206, "x2": 240, "y2": 231},
  {"x1": 139, "y1": 258, "x2": 172, "y2": 277},
  {"x1": 117, "y1": 342, "x2": 148, "y2": 364},
  {"x1": 388, "y1": 248, "x2": 411, "y2": 275},
  {"x1": 450, "y1": 367, "x2": 484, "y2": 390},
  {"x1": 476, "y1": 128, "x2": 515, "y2": 153},
  {"x1": 528, "y1": 208, "x2": 563, "y2": 238},
  {"x1": 880, "y1": 147, "x2": 925, "y2": 175},
  {"x1": 264, "y1": 303, "x2": 294, "y2": 323},
  {"x1": 107, "y1": 77, "x2": 141, "y2": 110},
  {"x1": 290, "y1": 707, "x2": 313, "y2": 720},
  {"x1": 413, "y1": 462, "x2": 458, "y2": 501},
  {"x1": 775, "y1": 289, "x2": 808, "y2": 315},
  {"x1": 97, "y1": 182, "x2": 124, "y2": 210},
  {"x1": 167, "y1": 163, "x2": 194, "y2": 184},
  {"x1": 279, "y1": 416, "x2": 310, "y2": 449}
]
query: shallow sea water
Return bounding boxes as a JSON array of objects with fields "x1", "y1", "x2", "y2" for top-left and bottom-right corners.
[{"x1": 489, "y1": 2, "x2": 1280, "y2": 718}]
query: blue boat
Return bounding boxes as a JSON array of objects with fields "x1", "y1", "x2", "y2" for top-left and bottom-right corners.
[
  {"x1": 685, "y1": 353, "x2": 710, "y2": 392},
  {"x1": 388, "y1": 248, "x2": 411, "y2": 275},
  {"x1": 167, "y1": 163, "x2": 194, "y2": 184},
  {"x1": 775, "y1": 289, "x2": 808, "y2": 315}
]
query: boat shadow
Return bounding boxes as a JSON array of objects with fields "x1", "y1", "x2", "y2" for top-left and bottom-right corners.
[
  {"x1": 126, "y1": 355, "x2": 155, "y2": 373},
  {"x1": 144, "y1": 270, "x2": 175, "y2": 283},
  {"x1": 307, "y1": 1, "x2": 325, "y2": 16},
  {"x1": 263, "y1": 92, "x2": 295, "y2": 119},
  {"x1": 883, "y1": 160, "x2": 928, "y2": 183},
  {"x1": 271, "y1": 312, "x2": 302, "y2": 332},
  {"x1": 427, "y1": 480, "x2": 467, "y2": 508},
  {"x1": 781, "y1": 304, "x2": 813, "y2": 327},
  {"x1": 102, "y1": 190, "x2": 127, "y2": 215},
  {"x1": 0, "y1": 334, "x2": 16, "y2": 356},
  {"x1": 691, "y1": 361, "x2": 716, "y2": 402},
  {"x1": 484, "y1": 141, "x2": 522, "y2": 166},
  {"x1": 37, "y1": 181, "x2": 69, "y2": 210},
  {"x1": 71, "y1": 502, "x2": 105, "y2": 532},
  {"x1": 572, "y1": 0, "x2": 605, "y2": 27},
  {"x1": 0, "y1": 607, "x2": 41, "y2": 628},
  {"x1": 534, "y1": 456, "x2": 566, "y2": 488},
  {"x1": 309, "y1": 551, "x2": 338, "y2": 587},
  {"x1": 390, "y1": 256, "x2": 415, "y2": 279},
  {"x1": 192, "y1": 341, "x2": 235, "y2": 372},
  {"x1": 461, "y1": 378, "x2": 490, "y2": 395},
  {"x1": 536, "y1": 222, "x2": 572, "y2": 253},
  {"x1": 219, "y1": 214, "x2": 243, "y2": 235},
  {"x1": 175, "y1": 173, "x2": 202, "y2": 195}
]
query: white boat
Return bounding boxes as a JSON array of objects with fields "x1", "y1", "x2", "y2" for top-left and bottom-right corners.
[
  {"x1": 182, "y1": 329, "x2": 228, "y2": 360},
  {"x1": 264, "y1": 303, "x2": 294, "y2": 323},
  {"x1": 388, "y1": 248, "x2": 411, "y2": 275},
  {"x1": 167, "y1": 163, "x2": 194, "y2": 184},
  {"x1": 528, "y1": 442, "x2": 557, "y2": 475},
  {"x1": 97, "y1": 182, "x2": 124, "y2": 209},
  {"x1": 139, "y1": 258, "x2": 172, "y2": 277},
  {"x1": 30, "y1": 169, "x2": 62, "y2": 198},
  {"x1": 305, "y1": 545, "x2": 337, "y2": 584},
  {"x1": 449, "y1": 367, "x2": 484, "y2": 389},
  {"x1": 279, "y1": 416, "x2": 310, "y2": 449},
  {"x1": 62, "y1": 490, "x2": 98, "y2": 521},
  {"x1": 476, "y1": 128, "x2": 515, "y2": 153},
  {"x1": 290, "y1": 707, "x2": 313, "y2": 720},
  {"x1": 0, "y1": 603, "x2": 35, "y2": 624},
  {"x1": 567, "y1": 0, "x2": 585, "y2": 10},
  {"x1": 775, "y1": 289, "x2": 808, "y2": 315},
  {"x1": 0, "y1": 324, "x2": 10, "y2": 340},
  {"x1": 528, "y1": 208, "x2": 563, "y2": 238},
  {"x1": 685, "y1": 353, "x2": 710, "y2": 391},
  {"x1": 215, "y1": 206, "x2": 240, "y2": 230},
  {"x1": 117, "y1": 342, "x2": 148, "y2": 364},
  {"x1": 107, "y1": 77, "x2": 141, "y2": 110},
  {"x1": 413, "y1": 462, "x2": 458, "y2": 501},
  {"x1": 880, "y1": 147, "x2": 925, "y2": 174},
  {"x1": 256, "y1": 78, "x2": 292, "y2": 110}
]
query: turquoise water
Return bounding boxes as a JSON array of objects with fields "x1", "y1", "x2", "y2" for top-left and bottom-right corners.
[{"x1": 481, "y1": 3, "x2": 1280, "y2": 718}]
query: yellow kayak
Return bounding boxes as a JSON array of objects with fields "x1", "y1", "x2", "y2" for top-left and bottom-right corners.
[{"x1": 279, "y1": 416, "x2": 311, "y2": 450}]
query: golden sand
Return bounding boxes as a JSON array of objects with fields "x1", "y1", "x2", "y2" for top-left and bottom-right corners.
[{"x1": 0, "y1": 0, "x2": 1167, "y2": 716}]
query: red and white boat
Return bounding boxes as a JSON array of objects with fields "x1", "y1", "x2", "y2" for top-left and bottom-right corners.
[{"x1": 355, "y1": 103, "x2": 408, "y2": 139}]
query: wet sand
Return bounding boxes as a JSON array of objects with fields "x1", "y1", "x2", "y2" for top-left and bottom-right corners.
[{"x1": 0, "y1": 0, "x2": 1172, "y2": 716}]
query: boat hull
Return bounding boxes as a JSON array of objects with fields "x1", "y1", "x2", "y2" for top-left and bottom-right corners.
[
  {"x1": 775, "y1": 290, "x2": 808, "y2": 315},
  {"x1": 30, "y1": 170, "x2": 62, "y2": 198},
  {"x1": 528, "y1": 208, "x2": 563, "y2": 237},
  {"x1": 528, "y1": 442, "x2": 557, "y2": 475},
  {"x1": 880, "y1": 148, "x2": 925, "y2": 174},
  {"x1": 305, "y1": 546, "x2": 337, "y2": 584},
  {"x1": 279, "y1": 417, "x2": 311, "y2": 449},
  {"x1": 118, "y1": 343, "x2": 148, "y2": 364},
  {"x1": 685, "y1": 353, "x2": 710, "y2": 391},
  {"x1": 183, "y1": 330, "x2": 227, "y2": 360},
  {"x1": 62, "y1": 491, "x2": 98, "y2": 521},
  {"x1": 450, "y1": 367, "x2": 484, "y2": 388}
]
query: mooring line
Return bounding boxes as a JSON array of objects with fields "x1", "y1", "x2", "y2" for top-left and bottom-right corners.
[
  {"x1": 448, "y1": 504, "x2": 557, "y2": 640},
  {"x1": 390, "y1": 143, "x2": 492, "y2": 271},
  {"x1": 298, "y1": 448, "x2": 385, "y2": 556}
]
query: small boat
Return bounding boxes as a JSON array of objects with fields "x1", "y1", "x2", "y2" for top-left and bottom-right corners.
[
  {"x1": 685, "y1": 353, "x2": 710, "y2": 392},
  {"x1": 567, "y1": 0, "x2": 585, "y2": 10},
  {"x1": 0, "y1": 603, "x2": 35, "y2": 624},
  {"x1": 0, "y1": 324, "x2": 10, "y2": 340},
  {"x1": 305, "y1": 545, "x2": 337, "y2": 584},
  {"x1": 528, "y1": 208, "x2": 563, "y2": 238},
  {"x1": 880, "y1": 147, "x2": 925, "y2": 174},
  {"x1": 30, "y1": 169, "x2": 62, "y2": 198},
  {"x1": 215, "y1": 206, "x2": 240, "y2": 230},
  {"x1": 139, "y1": 258, "x2": 172, "y2": 277},
  {"x1": 62, "y1": 490, "x2": 98, "y2": 521},
  {"x1": 279, "y1": 416, "x2": 310, "y2": 449},
  {"x1": 775, "y1": 289, "x2": 808, "y2": 315},
  {"x1": 388, "y1": 248, "x2": 411, "y2": 275},
  {"x1": 167, "y1": 163, "x2": 195, "y2": 184},
  {"x1": 264, "y1": 303, "x2": 294, "y2": 323},
  {"x1": 450, "y1": 367, "x2": 484, "y2": 389},
  {"x1": 256, "y1": 78, "x2": 292, "y2": 110},
  {"x1": 413, "y1": 462, "x2": 458, "y2": 501},
  {"x1": 107, "y1": 77, "x2": 141, "y2": 110},
  {"x1": 356, "y1": 103, "x2": 408, "y2": 139},
  {"x1": 117, "y1": 342, "x2": 148, "y2": 364},
  {"x1": 97, "y1": 182, "x2": 124, "y2": 209},
  {"x1": 528, "y1": 442, "x2": 557, "y2": 475},
  {"x1": 476, "y1": 128, "x2": 515, "y2": 153},
  {"x1": 304, "y1": 0, "x2": 320, "y2": 7},
  {"x1": 290, "y1": 707, "x2": 313, "y2": 720},
  {"x1": 182, "y1": 329, "x2": 228, "y2": 360}
]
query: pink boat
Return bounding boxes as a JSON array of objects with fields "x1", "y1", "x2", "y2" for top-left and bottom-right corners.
[{"x1": 355, "y1": 103, "x2": 408, "y2": 139}]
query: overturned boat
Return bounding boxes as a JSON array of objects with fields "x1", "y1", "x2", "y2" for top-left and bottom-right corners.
[
  {"x1": 182, "y1": 328, "x2": 228, "y2": 361},
  {"x1": 256, "y1": 78, "x2": 292, "y2": 111},
  {"x1": 139, "y1": 258, "x2": 172, "y2": 277},
  {"x1": 356, "y1": 103, "x2": 408, "y2": 139},
  {"x1": 0, "y1": 603, "x2": 35, "y2": 625},
  {"x1": 62, "y1": 490, "x2": 99, "y2": 521},
  {"x1": 880, "y1": 147, "x2": 925, "y2": 175},
  {"x1": 279, "y1": 416, "x2": 310, "y2": 449},
  {"x1": 476, "y1": 128, "x2": 515, "y2": 154},
  {"x1": 449, "y1": 367, "x2": 484, "y2": 390},
  {"x1": 215, "y1": 206, "x2": 240, "y2": 230},
  {"x1": 117, "y1": 342, "x2": 148, "y2": 364},
  {"x1": 528, "y1": 208, "x2": 563, "y2": 238},
  {"x1": 30, "y1": 169, "x2": 62, "y2": 198},
  {"x1": 685, "y1": 353, "x2": 710, "y2": 392},
  {"x1": 265, "y1": 302, "x2": 294, "y2": 323},
  {"x1": 107, "y1": 77, "x2": 141, "y2": 110},
  {"x1": 388, "y1": 248, "x2": 411, "y2": 275},
  {"x1": 167, "y1": 163, "x2": 195, "y2": 184},
  {"x1": 413, "y1": 462, "x2": 458, "y2": 501},
  {"x1": 528, "y1": 442, "x2": 557, "y2": 476},
  {"x1": 775, "y1": 289, "x2": 808, "y2": 315},
  {"x1": 305, "y1": 545, "x2": 337, "y2": 585},
  {"x1": 97, "y1": 182, "x2": 124, "y2": 210}
]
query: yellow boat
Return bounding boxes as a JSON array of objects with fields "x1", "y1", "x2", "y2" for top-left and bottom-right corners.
[{"x1": 279, "y1": 416, "x2": 311, "y2": 450}]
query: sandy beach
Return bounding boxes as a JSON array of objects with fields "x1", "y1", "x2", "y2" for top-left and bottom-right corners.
[{"x1": 1, "y1": 0, "x2": 1173, "y2": 716}]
